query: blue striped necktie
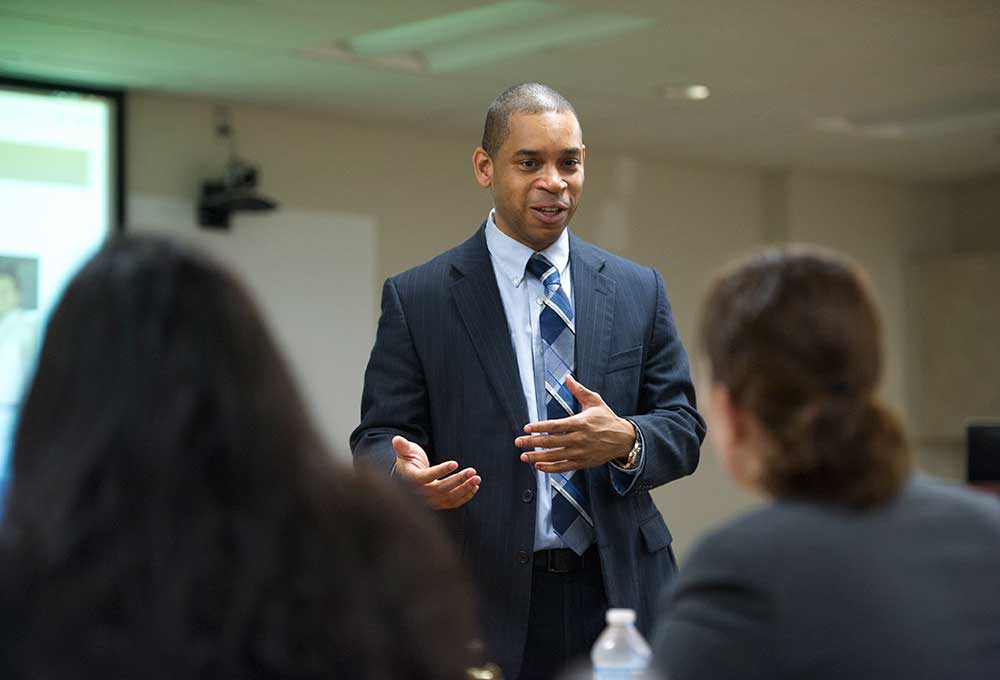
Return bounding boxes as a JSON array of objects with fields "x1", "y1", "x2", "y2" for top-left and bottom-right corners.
[{"x1": 526, "y1": 252, "x2": 595, "y2": 555}]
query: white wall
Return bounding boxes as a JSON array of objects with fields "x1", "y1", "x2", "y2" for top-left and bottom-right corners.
[
  {"x1": 126, "y1": 91, "x2": 983, "y2": 559},
  {"x1": 785, "y1": 173, "x2": 919, "y2": 414},
  {"x1": 954, "y1": 175, "x2": 1000, "y2": 252},
  {"x1": 905, "y1": 251, "x2": 1000, "y2": 480},
  {"x1": 127, "y1": 93, "x2": 484, "y2": 287},
  {"x1": 127, "y1": 195, "x2": 376, "y2": 459}
]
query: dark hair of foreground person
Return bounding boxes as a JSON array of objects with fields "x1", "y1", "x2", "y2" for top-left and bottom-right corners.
[{"x1": 0, "y1": 236, "x2": 477, "y2": 680}]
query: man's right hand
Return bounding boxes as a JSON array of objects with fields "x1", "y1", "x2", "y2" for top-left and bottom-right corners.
[{"x1": 392, "y1": 435, "x2": 481, "y2": 510}]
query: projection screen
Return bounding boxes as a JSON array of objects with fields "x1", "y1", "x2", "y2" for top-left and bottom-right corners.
[{"x1": 0, "y1": 77, "x2": 123, "y2": 499}]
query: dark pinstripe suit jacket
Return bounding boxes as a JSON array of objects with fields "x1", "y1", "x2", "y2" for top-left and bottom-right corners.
[{"x1": 351, "y1": 225, "x2": 705, "y2": 678}]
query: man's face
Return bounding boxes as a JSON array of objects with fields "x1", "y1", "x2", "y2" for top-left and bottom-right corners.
[
  {"x1": 473, "y1": 110, "x2": 585, "y2": 251},
  {"x1": 0, "y1": 276, "x2": 19, "y2": 316}
]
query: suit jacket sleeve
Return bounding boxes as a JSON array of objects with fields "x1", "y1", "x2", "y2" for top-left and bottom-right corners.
[
  {"x1": 614, "y1": 268, "x2": 705, "y2": 495},
  {"x1": 651, "y1": 527, "x2": 777, "y2": 680},
  {"x1": 350, "y1": 277, "x2": 431, "y2": 473}
]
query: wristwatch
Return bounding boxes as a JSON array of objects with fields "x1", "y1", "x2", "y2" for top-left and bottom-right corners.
[{"x1": 621, "y1": 419, "x2": 642, "y2": 469}]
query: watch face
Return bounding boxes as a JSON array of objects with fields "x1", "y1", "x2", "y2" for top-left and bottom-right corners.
[{"x1": 629, "y1": 440, "x2": 641, "y2": 467}]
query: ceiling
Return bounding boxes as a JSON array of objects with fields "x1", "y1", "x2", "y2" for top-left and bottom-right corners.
[{"x1": 2, "y1": 0, "x2": 999, "y2": 181}]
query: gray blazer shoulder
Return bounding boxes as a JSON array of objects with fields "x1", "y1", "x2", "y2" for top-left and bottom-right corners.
[{"x1": 653, "y1": 475, "x2": 1000, "y2": 680}]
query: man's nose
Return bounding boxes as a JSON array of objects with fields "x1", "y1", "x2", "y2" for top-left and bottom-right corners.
[{"x1": 537, "y1": 166, "x2": 566, "y2": 193}]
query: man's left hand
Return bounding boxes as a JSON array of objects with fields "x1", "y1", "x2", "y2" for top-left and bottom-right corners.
[{"x1": 515, "y1": 374, "x2": 635, "y2": 473}]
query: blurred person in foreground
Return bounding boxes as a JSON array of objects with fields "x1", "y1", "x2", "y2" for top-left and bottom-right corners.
[
  {"x1": 0, "y1": 236, "x2": 477, "y2": 680},
  {"x1": 652, "y1": 246, "x2": 1000, "y2": 680}
]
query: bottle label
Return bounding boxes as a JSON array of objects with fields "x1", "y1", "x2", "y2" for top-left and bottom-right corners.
[{"x1": 593, "y1": 668, "x2": 649, "y2": 679}]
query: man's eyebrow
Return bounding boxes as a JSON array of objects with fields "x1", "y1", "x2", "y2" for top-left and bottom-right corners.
[{"x1": 512, "y1": 147, "x2": 582, "y2": 157}]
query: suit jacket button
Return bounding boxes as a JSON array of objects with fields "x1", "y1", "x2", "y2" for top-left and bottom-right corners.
[
  {"x1": 522, "y1": 489, "x2": 534, "y2": 503},
  {"x1": 517, "y1": 550, "x2": 529, "y2": 564}
]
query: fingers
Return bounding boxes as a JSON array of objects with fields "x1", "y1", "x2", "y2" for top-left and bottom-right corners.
[
  {"x1": 388, "y1": 436, "x2": 481, "y2": 509},
  {"x1": 515, "y1": 433, "x2": 574, "y2": 450},
  {"x1": 430, "y1": 467, "x2": 480, "y2": 493},
  {"x1": 519, "y1": 448, "x2": 569, "y2": 464},
  {"x1": 392, "y1": 435, "x2": 425, "y2": 460},
  {"x1": 435, "y1": 476, "x2": 480, "y2": 509},
  {"x1": 407, "y1": 459, "x2": 459, "y2": 484},
  {"x1": 523, "y1": 413, "x2": 584, "y2": 435},
  {"x1": 427, "y1": 472, "x2": 481, "y2": 510},
  {"x1": 565, "y1": 374, "x2": 602, "y2": 406},
  {"x1": 392, "y1": 435, "x2": 449, "y2": 484},
  {"x1": 533, "y1": 460, "x2": 583, "y2": 474}
]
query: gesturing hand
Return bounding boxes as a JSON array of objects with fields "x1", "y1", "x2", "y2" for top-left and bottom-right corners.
[
  {"x1": 392, "y1": 435, "x2": 481, "y2": 510},
  {"x1": 515, "y1": 375, "x2": 636, "y2": 473}
]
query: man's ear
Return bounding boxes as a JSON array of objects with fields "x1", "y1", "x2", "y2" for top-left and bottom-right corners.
[{"x1": 472, "y1": 147, "x2": 493, "y2": 188}]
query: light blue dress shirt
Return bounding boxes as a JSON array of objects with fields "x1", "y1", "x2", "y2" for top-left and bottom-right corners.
[{"x1": 484, "y1": 212, "x2": 639, "y2": 551}]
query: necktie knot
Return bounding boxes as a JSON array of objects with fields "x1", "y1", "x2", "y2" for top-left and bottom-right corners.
[{"x1": 526, "y1": 253, "x2": 560, "y2": 287}]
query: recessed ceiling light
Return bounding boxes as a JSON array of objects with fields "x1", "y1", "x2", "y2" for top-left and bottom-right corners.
[
  {"x1": 685, "y1": 85, "x2": 710, "y2": 100},
  {"x1": 659, "y1": 84, "x2": 710, "y2": 101}
]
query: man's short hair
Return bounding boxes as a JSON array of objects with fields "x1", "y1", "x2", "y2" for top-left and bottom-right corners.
[{"x1": 481, "y1": 82, "x2": 578, "y2": 156}]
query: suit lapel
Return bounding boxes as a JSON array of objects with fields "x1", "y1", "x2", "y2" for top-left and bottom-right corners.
[
  {"x1": 570, "y1": 235, "x2": 615, "y2": 397},
  {"x1": 450, "y1": 227, "x2": 529, "y2": 432}
]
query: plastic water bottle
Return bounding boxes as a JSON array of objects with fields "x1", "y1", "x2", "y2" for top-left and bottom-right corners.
[{"x1": 591, "y1": 608, "x2": 652, "y2": 679}]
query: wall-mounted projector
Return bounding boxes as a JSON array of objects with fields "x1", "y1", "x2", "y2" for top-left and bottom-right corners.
[{"x1": 198, "y1": 158, "x2": 278, "y2": 230}]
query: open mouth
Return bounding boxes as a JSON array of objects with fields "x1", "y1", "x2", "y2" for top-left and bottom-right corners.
[{"x1": 530, "y1": 206, "x2": 567, "y2": 223}]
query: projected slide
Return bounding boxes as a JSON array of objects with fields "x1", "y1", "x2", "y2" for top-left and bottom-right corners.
[{"x1": 0, "y1": 82, "x2": 118, "y2": 497}]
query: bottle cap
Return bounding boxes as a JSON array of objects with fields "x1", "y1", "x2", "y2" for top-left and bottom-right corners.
[{"x1": 606, "y1": 608, "x2": 636, "y2": 625}]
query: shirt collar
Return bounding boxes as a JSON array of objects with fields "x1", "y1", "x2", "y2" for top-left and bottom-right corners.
[{"x1": 485, "y1": 209, "x2": 571, "y2": 287}]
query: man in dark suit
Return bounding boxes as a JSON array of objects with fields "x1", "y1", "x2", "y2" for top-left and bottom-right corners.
[{"x1": 351, "y1": 83, "x2": 705, "y2": 680}]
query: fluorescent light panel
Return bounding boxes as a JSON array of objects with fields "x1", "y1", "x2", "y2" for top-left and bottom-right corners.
[
  {"x1": 337, "y1": 1, "x2": 654, "y2": 73},
  {"x1": 346, "y1": 1, "x2": 566, "y2": 57},
  {"x1": 425, "y1": 14, "x2": 654, "y2": 73},
  {"x1": 813, "y1": 94, "x2": 1000, "y2": 139}
]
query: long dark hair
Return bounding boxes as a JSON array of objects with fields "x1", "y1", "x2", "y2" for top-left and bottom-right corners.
[
  {"x1": 1, "y1": 236, "x2": 476, "y2": 678},
  {"x1": 700, "y1": 246, "x2": 910, "y2": 509}
]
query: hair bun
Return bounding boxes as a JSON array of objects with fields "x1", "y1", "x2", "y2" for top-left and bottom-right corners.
[{"x1": 768, "y1": 395, "x2": 907, "y2": 508}]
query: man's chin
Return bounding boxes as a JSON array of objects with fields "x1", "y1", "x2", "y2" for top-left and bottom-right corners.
[
  {"x1": 527, "y1": 221, "x2": 568, "y2": 243},
  {"x1": 495, "y1": 213, "x2": 568, "y2": 249}
]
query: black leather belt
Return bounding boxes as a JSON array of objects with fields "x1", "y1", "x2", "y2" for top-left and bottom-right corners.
[{"x1": 533, "y1": 546, "x2": 598, "y2": 574}]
